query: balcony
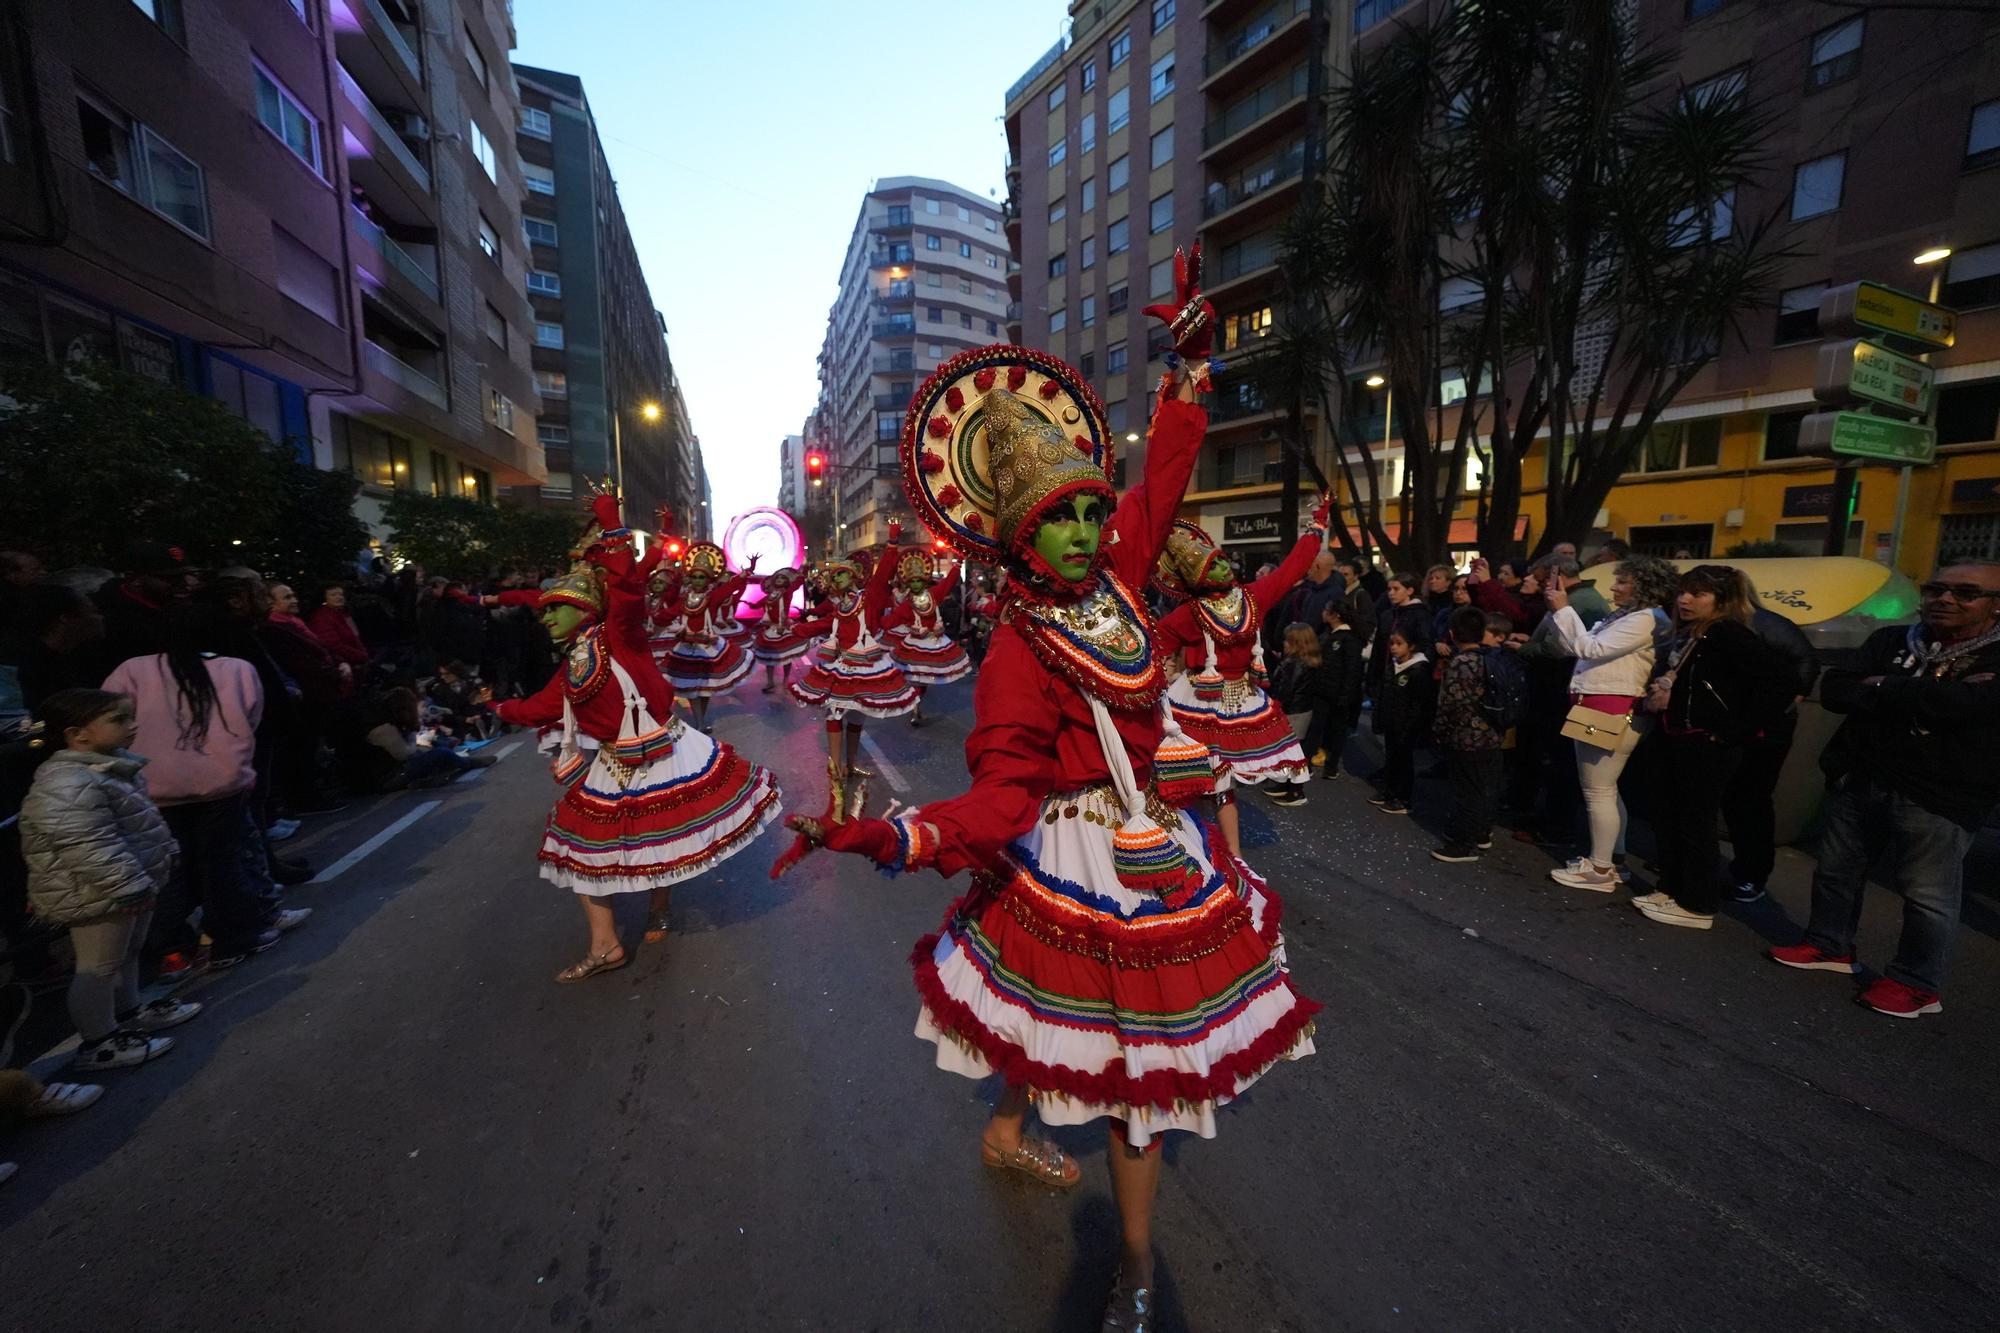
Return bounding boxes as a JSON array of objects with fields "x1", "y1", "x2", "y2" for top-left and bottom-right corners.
[
  {"x1": 1202, "y1": 0, "x2": 1310, "y2": 93},
  {"x1": 1004, "y1": 301, "x2": 1022, "y2": 323},
  {"x1": 351, "y1": 205, "x2": 439, "y2": 304},
  {"x1": 1201, "y1": 144, "x2": 1306, "y2": 225},
  {"x1": 364, "y1": 339, "x2": 447, "y2": 411},
  {"x1": 873, "y1": 318, "x2": 916, "y2": 337},
  {"x1": 869, "y1": 247, "x2": 914, "y2": 268},
  {"x1": 872, "y1": 392, "x2": 910, "y2": 411},
  {"x1": 331, "y1": 0, "x2": 423, "y2": 109},
  {"x1": 1201, "y1": 65, "x2": 1310, "y2": 160},
  {"x1": 338, "y1": 66, "x2": 432, "y2": 217}
]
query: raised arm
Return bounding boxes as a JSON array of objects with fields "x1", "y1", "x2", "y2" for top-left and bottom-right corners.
[
  {"x1": 933, "y1": 562, "x2": 960, "y2": 601},
  {"x1": 1550, "y1": 605, "x2": 1659, "y2": 662},
  {"x1": 1247, "y1": 516, "x2": 1328, "y2": 610},
  {"x1": 1104, "y1": 395, "x2": 1207, "y2": 589},
  {"x1": 495, "y1": 669, "x2": 566, "y2": 730},
  {"x1": 862, "y1": 527, "x2": 902, "y2": 629}
]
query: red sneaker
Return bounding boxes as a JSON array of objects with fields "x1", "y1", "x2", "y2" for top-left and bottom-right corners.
[
  {"x1": 1767, "y1": 943, "x2": 1858, "y2": 973},
  {"x1": 1858, "y1": 977, "x2": 1942, "y2": 1019}
]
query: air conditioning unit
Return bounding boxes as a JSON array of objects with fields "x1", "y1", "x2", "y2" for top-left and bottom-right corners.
[{"x1": 401, "y1": 114, "x2": 431, "y2": 141}]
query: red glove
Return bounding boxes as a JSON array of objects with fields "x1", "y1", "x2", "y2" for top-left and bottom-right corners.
[
  {"x1": 769, "y1": 814, "x2": 901, "y2": 877},
  {"x1": 1311, "y1": 494, "x2": 1332, "y2": 529},
  {"x1": 589, "y1": 494, "x2": 624, "y2": 532},
  {"x1": 887, "y1": 521, "x2": 903, "y2": 546},
  {"x1": 1140, "y1": 244, "x2": 1215, "y2": 362}
]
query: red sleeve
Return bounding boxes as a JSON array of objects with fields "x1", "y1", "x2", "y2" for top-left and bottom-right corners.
[
  {"x1": 589, "y1": 545, "x2": 673, "y2": 707},
  {"x1": 495, "y1": 670, "x2": 565, "y2": 729},
  {"x1": 792, "y1": 609, "x2": 836, "y2": 637},
  {"x1": 1248, "y1": 530, "x2": 1323, "y2": 610},
  {"x1": 307, "y1": 608, "x2": 369, "y2": 665},
  {"x1": 862, "y1": 545, "x2": 898, "y2": 629},
  {"x1": 914, "y1": 631, "x2": 1060, "y2": 877},
  {"x1": 1153, "y1": 599, "x2": 1199, "y2": 660},
  {"x1": 1469, "y1": 581, "x2": 1526, "y2": 621},
  {"x1": 1104, "y1": 399, "x2": 1206, "y2": 589},
  {"x1": 879, "y1": 597, "x2": 913, "y2": 632},
  {"x1": 493, "y1": 589, "x2": 543, "y2": 609},
  {"x1": 934, "y1": 563, "x2": 960, "y2": 600}
]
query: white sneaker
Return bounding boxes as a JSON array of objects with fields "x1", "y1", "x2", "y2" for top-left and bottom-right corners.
[
  {"x1": 272, "y1": 908, "x2": 312, "y2": 933},
  {"x1": 1629, "y1": 890, "x2": 1673, "y2": 910},
  {"x1": 266, "y1": 818, "x2": 301, "y2": 842},
  {"x1": 72, "y1": 1032, "x2": 173, "y2": 1071},
  {"x1": 1634, "y1": 897, "x2": 1714, "y2": 930},
  {"x1": 124, "y1": 999, "x2": 203, "y2": 1032},
  {"x1": 1550, "y1": 859, "x2": 1619, "y2": 893}
]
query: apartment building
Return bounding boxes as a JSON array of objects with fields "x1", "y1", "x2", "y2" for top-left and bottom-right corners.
[
  {"x1": 1003, "y1": 0, "x2": 1345, "y2": 562},
  {"x1": 0, "y1": 0, "x2": 543, "y2": 539},
  {"x1": 512, "y1": 64, "x2": 698, "y2": 529},
  {"x1": 811, "y1": 177, "x2": 1009, "y2": 549}
]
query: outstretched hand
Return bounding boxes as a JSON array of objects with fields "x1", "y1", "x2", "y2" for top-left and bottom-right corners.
[
  {"x1": 1140, "y1": 244, "x2": 1216, "y2": 361},
  {"x1": 589, "y1": 494, "x2": 624, "y2": 532},
  {"x1": 1310, "y1": 492, "x2": 1333, "y2": 530},
  {"x1": 768, "y1": 814, "x2": 900, "y2": 878}
]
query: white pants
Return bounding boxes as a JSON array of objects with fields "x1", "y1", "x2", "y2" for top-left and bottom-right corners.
[{"x1": 1574, "y1": 722, "x2": 1645, "y2": 866}]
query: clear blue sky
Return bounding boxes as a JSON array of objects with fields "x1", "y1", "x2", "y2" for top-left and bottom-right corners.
[{"x1": 513, "y1": 0, "x2": 1065, "y2": 526}]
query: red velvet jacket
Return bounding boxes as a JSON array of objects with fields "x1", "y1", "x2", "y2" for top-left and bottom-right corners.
[
  {"x1": 913, "y1": 399, "x2": 1206, "y2": 877},
  {"x1": 495, "y1": 545, "x2": 673, "y2": 740},
  {"x1": 1154, "y1": 529, "x2": 1321, "y2": 676}
]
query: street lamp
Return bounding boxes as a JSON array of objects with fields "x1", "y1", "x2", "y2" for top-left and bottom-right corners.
[
  {"x1": 641, "y1": 401, "x2": 663, "y2": 423},
  {"x1": 1913, "y1": 244, "x2": 1951, "y2": 303}
]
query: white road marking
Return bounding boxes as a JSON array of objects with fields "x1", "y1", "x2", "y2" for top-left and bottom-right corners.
[
  {"x1": 310, "y1": 801, "x2": 442, "y2": 884},
  {"x1": 493, "y1": 741, "x2": 524, "y2": 760},
  {"x1": 858, "y1": 732, "x2": 909, "y2": 792}
]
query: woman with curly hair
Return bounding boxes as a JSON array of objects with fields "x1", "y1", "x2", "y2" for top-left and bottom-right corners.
[{"x1": 1543, "y1": 554, "x2": 1680, "y2": 893}]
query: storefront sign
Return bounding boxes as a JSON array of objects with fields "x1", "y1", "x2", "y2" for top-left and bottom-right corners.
[
  {"x1": 1949, "y1": 476, "x2": 2000, "y2": 506},
  {"x1": 1781, "y1": 483, "x2": 1842, "y2": 518},
  {"x1": 116, "y1": 318, "x2": 179, "y2": 385},
  {"x1": 1223, "y1": 511, "x2": 1283, "y2": 544}
]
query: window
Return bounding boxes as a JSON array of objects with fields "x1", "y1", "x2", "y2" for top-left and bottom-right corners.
[
  {"x1": 463, "y1": 25, "x2": 489, "y2": 89},
  {"x1": 1149, "y1": 192, "x2": 1173, "y2": 233},
  {"x1": 927, "y1": 305, "x2": 943, "y2": 322},
  {"x1": 1109, "y1": 29, "x2": 1131, "y2": 68},
  {"x1": 925, "y1": 197, "x2": 942, "y2": 214},
  {"x1": 1108, "y1": 217, "x2": 1130, "y2": 254},
  {"x1": 79, "y1": 98, "x2": 210, "y2": 240},
  {"x1": 469, "y1": 119, "x2": 497, "y2": 181},
  {"x1": 885, "y1": 204, "x2": 912, "y2": 226},
  {"x1": 1047, "y1": 81, "x2": 1065, "y2": 111},
  {"x1": 1082, "y1": 179, "x2": 1097, "y2": 212},
  {"x1": 920, "y1": 345, "x2": 938, "y2": 361},
  {"x1": 1686, "y1": 0, "x2": 1732, "y2": 18},
  {"x1": 1149, "y1": 52, "x2": 1174, "y2": 104},
  {"x1": 985, "y1": 253, "x2": 999, "y2": 269},
  {"x1": 1936, "y1": 380, "x2": 2000, "y2": 445},
  {"x1": 925, "y1": 270, "x2": 943, "y2": 287},
  {"x1": 892, "y1": 348, "x2": 918, "y2": 370},
  {"x1": 984, "y1": 216, "x2": 997, "y2": 232},
  {"x1": 1050, "y1": 307, "x2": 1068, "y2": 333},
  {"x1": 957, "y1": 204, "x2": 971, "y2": 222},
  {"x1": 483, "y1": 302, "x2": 507, "y2": 347},
  {"x1": 1355, "y1": 0, "x2": 1411, "y2": 28},
  {"x1": 527, "y1": 269, "x2": 561, "y2": 296},
  {"x1": 487, "y1": 389, "x2": 514, "y2": 432},
  {"x1": 925, "y1": 233, "x2": 942, "y2": 251},
  {"x1": 273, "y1": 224, "x2": 340, "y2": 324},
  {"x1": 1791, "y1": 153, "x2": 1845, "y2": 220},
  {"x1": 1108, "y1": 284, "x2": 1128, "y2": 315},
  {"x1": 128, "y1": 0, "x2": 184, "y2": 41},
  {"x1": 1048, "y1": 138, "x2": 1067, "y2": 167},
  {"x1": 1082, "y1": 60, "x2": 1098, "y2": 92},
  {"x1": 959, "y1": 240, "x2": 973, "y2": 258},
  {"x1": 1774, "y1": 282, "x2": 1825, "y2": 343},
  {"x1": 536, "y1": 368, "x2": 568, "y2": 399},
  {"x1": 986, "y1": 320, "x2": 999, "y2": 335},
  {"x1": 1807, "y1": 18, "x2": 1862, "y2": 91},
  {"x1": 520, "y1": 106, "x2": 552, "y2": 139},
  {"x1": 1081, "y1": 112, "x2": 1097, "y2": 153},
  {"x1": 1762, "y1": 407, "x2": 1808, "y2": 461},
  {"x1": 1627, "y1": 418, "x2": 1722, "y2": 473},
  {"x1": 478, "y1": 212, "x2": 500, "y2": 260},
  {"x1": 1150, "y1": 126, "x2": 1174, "y2": 169},
  {"x1": 524, "y1": 216, "x2": 558, "y2": 247},
  {"x1": 960, "y1": 311, "x2": 973, "y2": 329},
  {"x1": 1109, "y1": 86, "x2": 1130, "y2": 133},
  {"x1": 1149, "y1": 257, "x2": 1173, "y2": 297},
  {"x1": 1942, "y1": 243, "x2": 2000, "y2": 310},
  {"x1": 254, "y1": 65, "x2": 322, "y2": 176},
  {"x1": 1048, "y1": 197, "x2": 1067, "y2": 224},
  {"x1": 1082, "y1": 236, "x2": 1096, "y2": 269},
  {"x1": 1687, "y1": 66, "x2": 1748, "y2": 110},
  {"x1": 1152, "y1": 0, "x2": 1175, "y2": 31},
  {"x1": 1049, "y1": 254, "x2": 1068, "y2": 277},
  {"x1": 1109, "y1": 155, "x2": 1129, "y2": 193},
  {"x1": 1081, "y1": 352, "x2": 1095, "y2": 378},
  {"x1": 1107, "y1": 342, "x2": 1129, "y2": 375},
  {"x1": 1222, "y1": 307, "x2": 1273, "y2": 350},
  {"x1": 958, "y1": 276, "x2": 973, "y2": 294},
  {"x1": 538, "y1": 422, "x2": 569, "y2": 446},
  {"x1": 877, "y1": 416, "x2": 901, "y2": 442},
  {"x1": 523, "y1": 161, "x2": 555, "y2": 195},
  {"x1": 1969, "y1": 100, "x2": 2000, "y2": 170},
  {"x1": 1082, "y1": 296, "x2": 1096, "y2": 328},
  {"x1": 1669, "y1": 189, "x2": 1734, "y2": 246}
]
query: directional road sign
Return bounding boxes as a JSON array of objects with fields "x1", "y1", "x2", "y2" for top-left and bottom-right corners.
[
  {"x1": 1818, "y1": 281, "x2": 1956, "y2": 350},
  {"x1": 1813, "y1": 338, "x2": 1935, "y2": 417},
  {"x1": 1799, "y1": 410, "x2": 1937, "y2": 466}
]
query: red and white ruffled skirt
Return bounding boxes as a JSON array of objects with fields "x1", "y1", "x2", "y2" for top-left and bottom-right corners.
[
  {"x1": 1166, "y1": 673, "x2": 1310, "y2": 791},
  {"x1": 891, "y1": 629, "x2": 970, "y2": 686},
  {"x1": 752, "y1": 621, "x2": 812, "y2": 665},
  {"x1": 912, "y1": 787, "x2": 1317, "y2": 1147},
  {"x1": 658, "y1": 634, "x2": 752, "y2": 698},
  {"x1": 789, "y1": 638, "x2": 918, "y2": 720}
]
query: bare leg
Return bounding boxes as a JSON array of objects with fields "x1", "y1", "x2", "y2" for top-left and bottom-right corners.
[
  {"x1": 578, "y1": 894, "x2": 621, "y2": 958},
  {"x1": 692, "y1": 696, "x2": 710, "y2": 728},
  {"x1": 644, "y1": 886, "x2": 672, "y2": 941},
  {"x1": 1106, "y1": 1120, "x2": 1162, "y2": 1288},
  {"x1": 762, "y1": 664, "x2": 776, "y2": 692},
  {"x1": 911, "y1": 684, "x2": 927, "y2": 726},
  {"x1": 1216, "y1": 793, "x2": 1242, "y2": 859},
  {"x1": 843, "y1": 720, "x2": 863, "y2": 773}
]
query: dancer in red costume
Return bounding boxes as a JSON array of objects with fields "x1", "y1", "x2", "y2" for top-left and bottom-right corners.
[
  {"x1": 496, "y1": 496, "x2": 782, "y2": 980},
  {"x1": 750, "y1": 566, "x2": 811, "y2": 693},
  {"x1": 650, "y1": 541, "x2": 754, "y2": 728},
  {"x1": 1153, "y1": 507, "x2": 1329, "y2": 856},
  {"x1": 773, "y1": 248, "x2": 1317, "y2": 1333},
  {"x1": 879, "y1": 547, "x2": 970, "y2": 727},
  {"x1": 788, "y1": 539, "x2": 918, "y2": 821}
]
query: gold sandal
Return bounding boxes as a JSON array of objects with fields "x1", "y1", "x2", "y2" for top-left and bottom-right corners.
[
  {"x1": 643, "y1": 909, "x2": 671, "y2": 943},
  {"x1": 554, "y1": 946, "x2": 628, "y2": 984},
  {"x1": 980, "y1": 1135, "x2": 1081, "y2": 1189}
]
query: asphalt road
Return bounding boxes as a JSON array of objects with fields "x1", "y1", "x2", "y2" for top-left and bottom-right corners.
[{"x1": 4, "y1": 678, "x2": 1998, "y2": 1332}]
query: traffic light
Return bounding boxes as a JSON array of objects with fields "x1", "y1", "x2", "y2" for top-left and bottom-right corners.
[
  {"x1": 806, "y1": 451, "x2": 826, "y2": 487},
  {"x1": 665, "y1": 538, "x2": 685, "y2": 559},
  {"x1": 932, "y1": 537, "x2": 948, "y2": 552}
]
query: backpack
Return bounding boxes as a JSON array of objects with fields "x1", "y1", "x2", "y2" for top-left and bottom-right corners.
[{"x1": 1477, "y1": 646, "x2": 1529, "y2": 732}]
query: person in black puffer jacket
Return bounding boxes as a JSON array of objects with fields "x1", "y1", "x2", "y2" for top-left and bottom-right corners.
[
  {"x1": 1635, "y1": 566, "x2": 1790, "y2": 931},
  {"x1": 1369, "y1": 626, "x2": 1435, "y2": 814},
  {"x1": 1719, "y1": 594, "x2": 1822, "y2": 904},
  {"x1": 1314, "y1": 602, "x2": 1368, "y2": 778}
]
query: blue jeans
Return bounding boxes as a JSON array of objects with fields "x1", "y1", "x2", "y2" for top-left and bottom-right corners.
[{"x1": 1804, "y1": 782, "x2": 1974, "y2": 994}]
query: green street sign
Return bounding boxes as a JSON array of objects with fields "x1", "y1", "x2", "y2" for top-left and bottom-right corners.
[
  {"x1": 1799, "y1": 410, "x2": 1937, "y2": 466},
  {"x1": 1813, "y1": 338, "x2": 1934, "y2": 417},
  {"x1": 1818, "y1": 281, "x2": 1956, "y2": 349}
]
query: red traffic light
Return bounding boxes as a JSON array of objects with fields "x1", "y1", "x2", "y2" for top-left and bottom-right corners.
[
  {"x1": 666, "y1": 539, "x2": 684, "y2": 558},
  {"x1": 932, "y1": 538, "x2": 948, "y2": 551},
  {"x1": 805, "y1": 451, "x2": 826, "y2": 475}
]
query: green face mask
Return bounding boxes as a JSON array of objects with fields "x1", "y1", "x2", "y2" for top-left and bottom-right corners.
[
  {"x1": 541, "y1": 603, "x2": 589, "y2": 643},
  {"x1": 1030, "y1": 494, "x2": 1106, "y2": 583},
  {"x1": 1198, "y1": 553, "x2": 1234, "y2": 589},
  {"x1": 828, "y1": 568, "x2": 854, "y2": 592}
]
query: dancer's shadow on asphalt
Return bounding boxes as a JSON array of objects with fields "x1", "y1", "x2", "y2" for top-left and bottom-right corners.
[{"x1": 1048, "y1": 1189, "x2": 1186, "y2": 1333}]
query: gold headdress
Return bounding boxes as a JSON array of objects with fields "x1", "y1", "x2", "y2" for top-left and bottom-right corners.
[
  {"x1": 683, "y1": 541, "x2": 727, "y2": 579},
  {"x1": 980, "y1": 388, "x2": 1115, "y2": 555},
  {"x1": 895, "y1": 550, "x2": 935, "y2": 584},
  {"x1": 539, "y1": 563, "x2": 605, "y2": 618},
  {"x1": 1153, "y1": 520, "x2": 1221, "y2": 601}
]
